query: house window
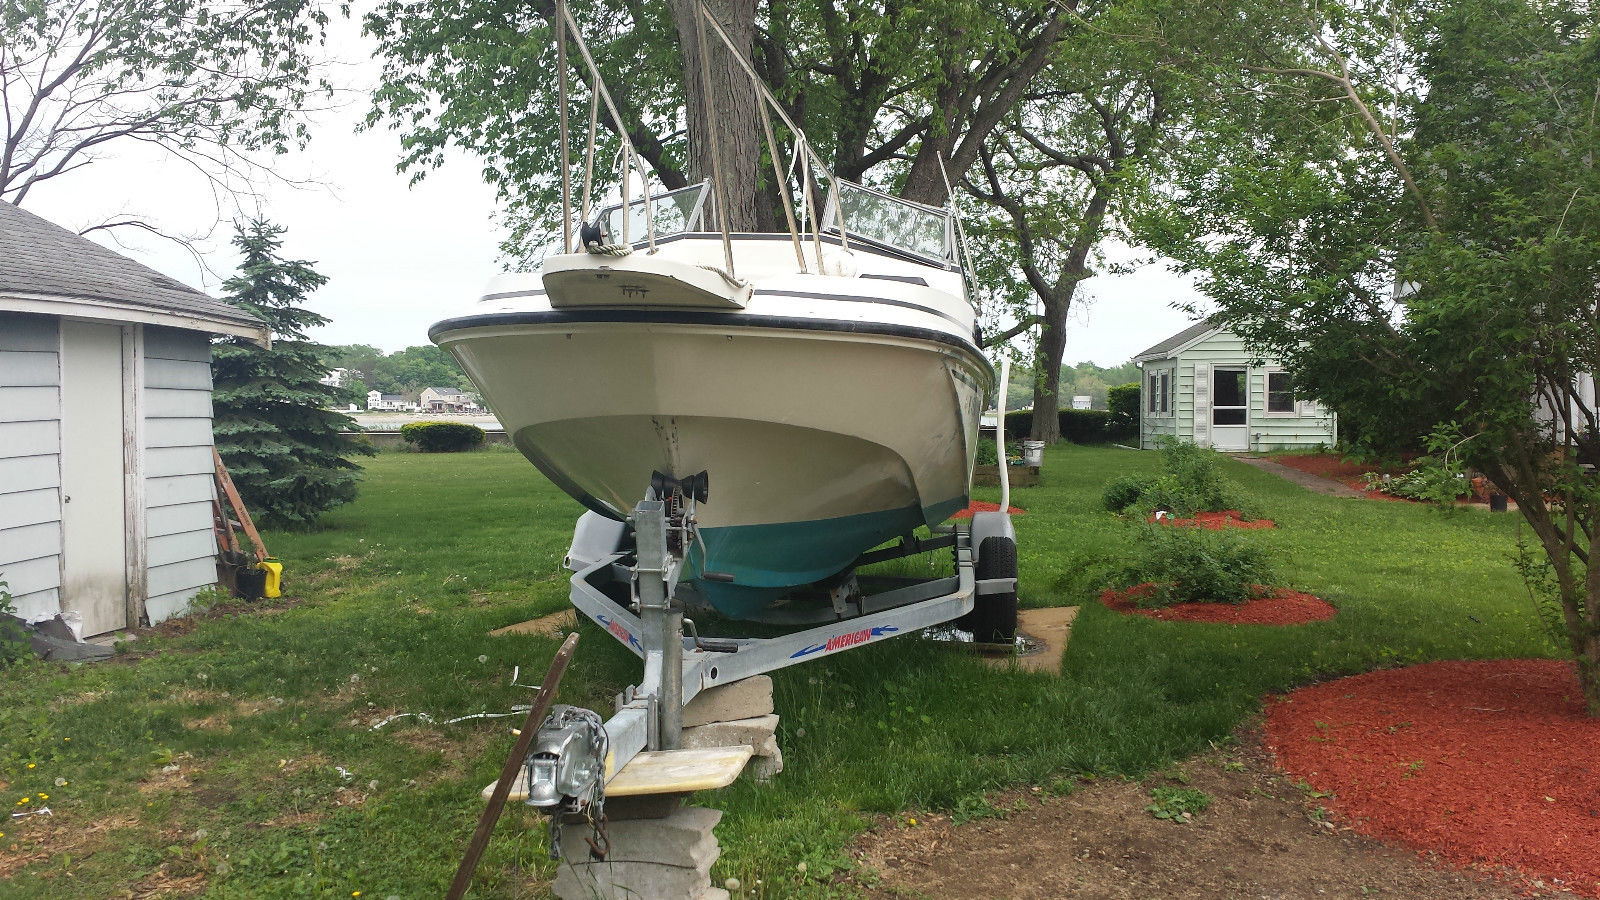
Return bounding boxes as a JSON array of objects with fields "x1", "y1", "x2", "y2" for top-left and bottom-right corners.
[
  {"x1": 1266, "y1": 371, "x2": 1296, "y2": 414},
  {"x1": 1148, "y1": 373, "x2": 1160, "y2": 413},
  {"x1": 1159, "y1": 371, "x2": 1171, "y2": 415},
  {"x1": 1147, "y1": 370, "x2": 1173, "y2": 417}
]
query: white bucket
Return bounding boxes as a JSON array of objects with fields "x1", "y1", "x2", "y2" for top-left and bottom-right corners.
[{"x1": 1021, "y1": 440, "x2": 1045, "y2": 467}]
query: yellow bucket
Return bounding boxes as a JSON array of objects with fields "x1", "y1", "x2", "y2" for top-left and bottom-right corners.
[{"x1": 255, "y1": 558, "x2": 283, "y2": 599}]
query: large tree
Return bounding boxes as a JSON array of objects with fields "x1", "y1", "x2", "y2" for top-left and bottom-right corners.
[
  {"x1": 1, "y1": 0, "x2": 332, "y2": 227},
  {"x1": 363, "y1": 0, "x2": 1076, "y2": 257},
  {"x1": 1134, "y1": 0, "x2": 1600, "y2": 711},
  {"x1": 212, "y1": 220, "x2": 373, "y2": 530}
]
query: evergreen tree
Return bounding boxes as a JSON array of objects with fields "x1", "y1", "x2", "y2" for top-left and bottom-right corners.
[{"x1": 212, "y1": 220, "x2": 373, "y2": 529}]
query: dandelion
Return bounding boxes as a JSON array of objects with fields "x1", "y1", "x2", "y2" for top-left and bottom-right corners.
[
  {"x1": 908, "y1": 817, "x2": 917, "y2": 826},
  {"x1": 55, "y1": 778, "x2": 66, "y2": 787},
  {"x1": 17, "y1": 798, "x2": 28, "y2": 805},
  {"x1": 26, "y1": 763, "x2": 34, "y2": 769},
  {"x1": 37, "y1": 794, "x2": 47, "y2": 800},
  {"x1": 353, "y1": 893, "x2": 362, "y2": 898}
]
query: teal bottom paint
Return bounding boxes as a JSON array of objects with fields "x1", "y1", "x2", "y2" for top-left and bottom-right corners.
[{"x1": 693, "y1": 497, "x2": 967, "y2": 619}]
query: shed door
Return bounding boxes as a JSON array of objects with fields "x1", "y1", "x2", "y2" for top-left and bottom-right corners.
[
  {"x1": 59, "y1": 320, "x2": 129, "y2": 636},
  {"x1": 1210, "y1": 366, "x2": 1249, "y2": 452}
]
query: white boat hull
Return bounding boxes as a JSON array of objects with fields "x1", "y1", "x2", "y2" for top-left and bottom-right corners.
[{"x1": 431, "y1": 238, "x2": 991, "y2": 617}]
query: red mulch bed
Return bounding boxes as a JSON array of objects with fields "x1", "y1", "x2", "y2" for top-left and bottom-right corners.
[
  {"x1": 1147, "y1": 509, "x2": 1276, "y2": 529},
  {"x1": 1265, "y1": 659, "x2": 1600, "y2": 897},
  {"x1": 1099, "y1": 583, "x2": 1336, "y2": 624},
  {"x1": 1272, "y1": 453, "x2": 1410, "y2": 501},
  {"x1": 952, "y1": 501, "x2": 1025, "y2": 519}
]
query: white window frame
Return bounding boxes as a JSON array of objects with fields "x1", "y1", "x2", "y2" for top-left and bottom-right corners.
[
  {"x1": 1146, "y1": 367, "x2": 1175, "y2": 418},
  {"x1": 1263, "y1": 368, "x2": 1303, "y2": 418}
]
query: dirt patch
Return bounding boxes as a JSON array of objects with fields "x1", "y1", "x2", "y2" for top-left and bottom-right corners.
[
  {"x1": 952, "y1": 501, "x2": 1025, "y2": 519},
  {"x1": 490, "y1": 609, "x2": 576, "y2": 638},
  {"x1": 1150, "y1": 509, "x2": 1276, "y2": 529},
  {"x1": 1265, "y1": 659, "x2": 1600, "y2": 898},
  {"x1": 1100, "y1": 584, "x2": 1337, "y2": 625},
  {"x1": 845, "y1": 729, "x2": 1569, "y2": 899},
  {"x1": 0, "y1": 812, "x2": 142, "y2": 879},
  {"x1": 1271, "y1": 454, "x2": 1414, "y2": 502},
  {"x1": 985, "y1": 607, "x2": 1078, "y2": 675}
]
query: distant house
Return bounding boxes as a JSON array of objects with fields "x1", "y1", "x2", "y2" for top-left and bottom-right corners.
[
  {"x1": 420, "y1": 386, "x2": 474, "y2": 412},
  {"x1": 319, "y1": 367, "x2": 349, "y2": 389},
  {"x1": 1071, "y1": 396, "x2": 1092, "y2": 411},
  {"x1": 0, "y1": 200, "x2": 269, "y2": 635},
  {"x1": 1132, "y1": 319, "x2": 1336, "y2": 452},
  {"x1": 366, "y1": 390, "x2": 414, "y2": 411}
]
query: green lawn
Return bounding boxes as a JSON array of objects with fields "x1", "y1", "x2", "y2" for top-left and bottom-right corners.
[{"x1": 0, "y1": 445, "x2": 1559, "y2": 898}]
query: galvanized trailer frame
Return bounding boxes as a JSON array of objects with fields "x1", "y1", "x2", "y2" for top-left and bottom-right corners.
[{"x1": 566, "y1": 499, "x2": 982, "y2": 782}]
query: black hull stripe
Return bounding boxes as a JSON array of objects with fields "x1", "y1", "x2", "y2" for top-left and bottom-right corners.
[
  {"x1": 429, "y1": 309, "x2": 991, "y2": 370},
  {"x1": 475, "y1": 287, "x2": 974, "y2": 334}
]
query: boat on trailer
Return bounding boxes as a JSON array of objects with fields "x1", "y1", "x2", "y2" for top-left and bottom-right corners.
[
  {"x1": 439, "y1": 0, "x2": 1021, "y2": 857},
  {"x1": 430, "y1": 182, "x2": 991, "y2": 618}
]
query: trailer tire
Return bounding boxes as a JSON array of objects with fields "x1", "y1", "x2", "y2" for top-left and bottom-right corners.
[{"x1": 970, "y1": 536, "x2": 1018, "y2": 645}]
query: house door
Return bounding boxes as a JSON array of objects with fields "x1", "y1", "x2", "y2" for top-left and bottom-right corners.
[
  {"x1": 1210, "y1": 366, "x2": 1249, "y2": 452},
  {"x1": 58, "y1": 320, "x2": 129, "y2": 636}
]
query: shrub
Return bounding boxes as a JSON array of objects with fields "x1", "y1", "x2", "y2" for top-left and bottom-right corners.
[
  {"x1": 400, "y1": 421, "x2": 486, "y2": 452},
  {"x1": 975, "y1": 437, "x2": 1001, "y2": 467},
  {"x1": 1119, "y1": 524, "x2": 1274, "y2": 606},
  {"x1": 1102, "y1": 475, "x2": 1153, "y2": 512},
  {"x1": 1107, "y1": 382, "x2": 1140, "y2": 438},
  {"x1": 0, "y1": 579, "x2": 33, "y2": 666}
]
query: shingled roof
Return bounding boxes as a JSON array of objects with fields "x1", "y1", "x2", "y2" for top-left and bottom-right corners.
[
  {"x1": 1132, "y1": 317, "x2": 1221, "y2": 362},
  {"x1": 0, "y1": 200, "x2": 268, "y2": 342}
]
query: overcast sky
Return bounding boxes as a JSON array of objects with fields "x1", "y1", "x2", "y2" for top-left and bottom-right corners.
[{"x1": 20, "y1": 12, "x2": 1206, "y2": 367}]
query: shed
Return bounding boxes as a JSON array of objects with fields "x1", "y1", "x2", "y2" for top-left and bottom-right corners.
[
  {"x1": 0, "y1": 200, "x2": 268, "y2": 636},
  {"x1": 1132, "y1": 319, "x2": 1336, "y2": 452}
]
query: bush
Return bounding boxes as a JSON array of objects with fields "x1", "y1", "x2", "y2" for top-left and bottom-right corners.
[
  {"x1": 1154, "y1": 439, "x2": 1247, "y2": 515},
  {"x1": 975, "y1": 437, "x2": 1001, "y2": 467},
  {"x1": 1107, "y1": 382, "x2": 1140, "y2": 438},
  {"x1": 400, "y1": 421, "x2": 486, "y2": 452},
  {"x1": 1002, "y1": 409, "x2": 1121, "y2": 444},
  {"x1": 1120, "y1": 524, "x2": 1274, "y2": 606},
  {"x1": 1102, "y1": 474, "x2": 1153, "y2": 512},
  {"x1": 0, "y1": 579, "x2": 33, "y2": 666}
]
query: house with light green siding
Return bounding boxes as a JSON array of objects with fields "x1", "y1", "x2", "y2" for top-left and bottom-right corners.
[{"x1": 1132, "y1": 318, "x2": 1336, "y2": 452}]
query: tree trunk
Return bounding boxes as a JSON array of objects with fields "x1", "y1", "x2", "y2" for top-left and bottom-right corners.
[
  {"x1": 669, "y1": 0, "x2": 761, "y2": 232},
  {"x1": 1030, "y1": 293, "x2": 1069, "y2": 444}
]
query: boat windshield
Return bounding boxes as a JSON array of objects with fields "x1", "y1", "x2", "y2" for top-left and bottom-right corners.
[
  {"x1": 826, "y1": 183, "x2": 953, "y2": 263},
  {"x1": 601, "y1": 184, "x2": 710, "y2": 243}
]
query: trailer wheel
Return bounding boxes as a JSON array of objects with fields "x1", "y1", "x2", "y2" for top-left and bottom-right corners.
[{"x1": 970, "y1": 536, "x2": 1018, "y2": 645}]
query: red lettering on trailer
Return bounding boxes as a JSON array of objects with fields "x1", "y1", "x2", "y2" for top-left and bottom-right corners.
[{"x1": 825, "y1": 629, "x2": 872, "y2": 652}]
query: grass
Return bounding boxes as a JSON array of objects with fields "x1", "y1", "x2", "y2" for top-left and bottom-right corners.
[{"x1": 0, "y1": 444, "x2": 1559, "y2": 898}]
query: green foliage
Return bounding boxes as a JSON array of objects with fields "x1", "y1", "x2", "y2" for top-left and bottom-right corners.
[
  {"x1": 1109, "y1": 439, "x2": 1248, "y2": 518},
  {"x1": 399, "y1": 421, "x2": 485, "y2": 453},
  {"x1": 1128, "y1": 0, "x2": 1600, "y2": 707},
  {"x1": 1004, "y1": 409, "x2": 1122, "y2": 445},
  {"x1": 0, "y1": 578, "x2": 33, "y2": 666},
  {"x1": 1361, "y1": 425, "x2": 1474, "y2": 504},
  {"x1": 212, "y1": 220, "x2": 374, "y2": 530},
  {"x1": 1146, "y1": 786, "x2": 1211, "y2": 823},
  {"x1": 0, "y1": 0, "x2": 332, "y2": 205},
  {"x1": 1101, "y1": 475, "x2": 1152, "y2": 513},
  {"x1": 1120, "y1": 524, "x2": 1274, "y2": 607},
  {"x1": 0, "y1": 445, "x2": 1568, "y2": 897},
  {"x1": 1107, "y1": 382, "x2": 1140, "y2": 436},
  {"x1": 975, "y1": 437, "x2": 1001, "y2": 467}
]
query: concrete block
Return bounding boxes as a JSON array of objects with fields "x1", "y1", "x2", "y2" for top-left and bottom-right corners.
[
  {"x1": 679, "y1": 714, "x2": 778, "y2": 751},
  {"x1": 748, "y1": 738, "x2": 783, "y2": 783},
  {"x1": 682, "y1": 676, "x2": 773, "y2": 727},
  {"x1": 553, "y1": 858, "x2": 714, "y2": 900},
  {"x1": 605, "y1": 793, "x2": 686, "y2": 820},
  {"x1": 559, "y1": 807, "x2": 722, "y2": 867},
  {"x1": 695, "y1": 889, "x2": 731, "y2": 900}
]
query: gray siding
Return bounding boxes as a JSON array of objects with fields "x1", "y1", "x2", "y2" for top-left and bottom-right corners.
[
  {"x1": 0, "y1": 312, "x2": 62, "y2": 620},
  {"x1": 142, "y1": 327, "x2": 218, "y2": 624}
]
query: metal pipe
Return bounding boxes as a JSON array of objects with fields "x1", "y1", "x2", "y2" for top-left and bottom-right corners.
[
  {"x1": 556, "y1": 0, "x2": 571, "y2": 253},
  {"x1": 580, "y1": 88, "x2": 598, "y2": 223},
  {"x1": 997, "y1": 357, "x2": 1012, "y2": 514},
  {"x1": 759, "y1": 96, "x2": 805, "y2": 272}
]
